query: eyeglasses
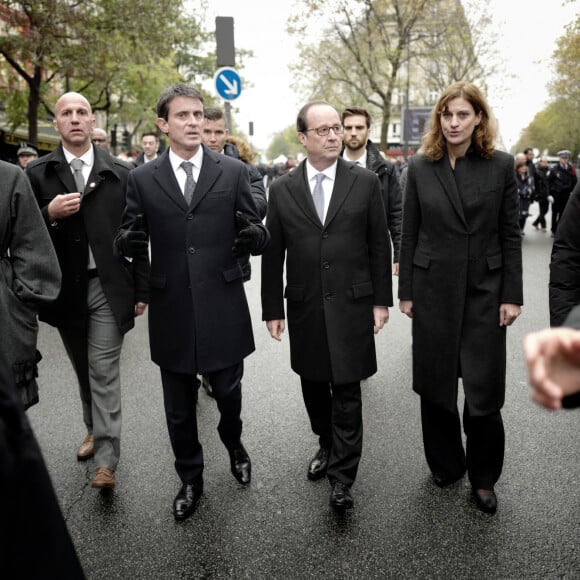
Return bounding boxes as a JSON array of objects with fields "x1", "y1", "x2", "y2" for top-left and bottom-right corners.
[
  {"x1": 92, "y1": 138, "x2": 107, "y2": 143},
  {"x1": 303, "y1": 125, "x2": 343, "y2": 136}
]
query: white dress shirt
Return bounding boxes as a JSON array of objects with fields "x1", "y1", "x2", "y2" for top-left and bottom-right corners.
[
  {"x1": 168, "y1": 147, "x2": 203, "y2": 198},
  {"x1": 305, "y1": 160, "x2": 337, "y2": 222}
]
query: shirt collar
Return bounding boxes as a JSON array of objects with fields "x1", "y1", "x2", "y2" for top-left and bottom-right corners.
[
  {"x1": 343, "y1": 149, "x2": 367, "y2": 167},
  {"x1": 168, "y1": 146, "x2": 203, "y2": 173},
  {"x1": 306, "y1": 160, "x2": 338, "y2": 183},
  {"x1": 62, "y1": 144, "x2": 94, "y2": 167}
]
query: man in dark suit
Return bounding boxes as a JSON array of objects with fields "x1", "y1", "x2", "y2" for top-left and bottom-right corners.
[
  {"x1": 26, "y1": 92, "x2": 149, "y2": 490},
  {"x1": 261, "y1": 100, "x2": 392, "y2": 511},
  {"x1": 341, "y1": 106, "x2": 402, "y2": 274},
  {"x1": 133, "y1": 131, "x2": 160, "y2": 167},
  {"x1": 115, "y1": 84, "x2": 269, "y2": 521}
]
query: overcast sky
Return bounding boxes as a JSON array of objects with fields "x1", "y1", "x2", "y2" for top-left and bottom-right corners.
[{"x1": 203, "y1": 0, "x2": 578, "y2": 155}]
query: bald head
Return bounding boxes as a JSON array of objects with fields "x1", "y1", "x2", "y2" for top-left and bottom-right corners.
[
  {"x1": 53, "y1": 92, "x2": 95, "y2": 155},
  {"x1": 92, "y1": 127, "x2": 110, "y2": 151}
]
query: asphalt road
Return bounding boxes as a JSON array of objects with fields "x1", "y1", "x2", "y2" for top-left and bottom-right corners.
[{"x1": 28, "y1": 220, "x2": 579, "y2": 579}]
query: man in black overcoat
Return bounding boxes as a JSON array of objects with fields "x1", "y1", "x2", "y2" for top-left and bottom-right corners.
[
  {"x1": 115, "y1": 84, "x2": 269, "y2": 521},
  {"x1": 261, "y1": 100, "x2": 392, "y2": 511},
  {"x1": 26, "y1": 92, "x2": 149, "y2": 490}
]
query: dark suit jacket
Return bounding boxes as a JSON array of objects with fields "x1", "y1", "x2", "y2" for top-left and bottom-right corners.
[
  {"x1": 118, "y1": 146, "x2": 269, "y2": 374},
  {"x1": 261, "y1": 157, "x2": 392, "y2": 384},
  {"x1": 26, "y1": 144, "x2": 149, "y2": 333},
  {"x1": 549, "y1": 181, "x2": 580, "y2": 327},
  {"x1": 398, "y1": 149, "x2": 523, "y2": 414},
  {"x1": 562, "y1": 305, "x2": 580, "y2": 408}
]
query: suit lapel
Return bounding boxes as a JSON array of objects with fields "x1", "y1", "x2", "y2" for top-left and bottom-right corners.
[
  {"x1": 286, "y1": 162, "x2": 322, "y2": 228},
  {"x1": 324, "y1": 158, "x2": 355, "y2": 226},
  {"x1": 190, "y1": 147, "x2": 221, "y2": 212},
  {"x1": 49, "y1": 145, "x2": 78, "y2": 193},
  {"x1": 432, "y1": 155, "x2": 468, "y2": 228},
  {"x1": 152, "y1": 151, "x2": 189, "y2": 211}
]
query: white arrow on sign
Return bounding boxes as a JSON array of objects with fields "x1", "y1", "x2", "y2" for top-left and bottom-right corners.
[{"x1": 218, "y1": 73, "x2": 239, "y2": 96}]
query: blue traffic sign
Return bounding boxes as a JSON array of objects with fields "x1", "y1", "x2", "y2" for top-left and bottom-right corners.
[{"x1": 214, "y1": 67, "x2": 242, "y2": 101}]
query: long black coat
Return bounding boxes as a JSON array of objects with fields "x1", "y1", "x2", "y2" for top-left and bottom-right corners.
[
  {"x1": 0, "y1": 162, "x2": 61, "y2": 409},
  {"x1": 398, "y1": 150, "x2": 523, "y2": 415},
  {"x1": 549, "y1": 181, "x2": 580, "y2": 326},
  {"x1": 26, "y1": 144, "x2": 149, "y2": 333},
  {"x1": 261, "y1": 158, "x2": 392, "y2": 384},
  {"x1": 0, "y1": 349, "x2": 86, "y2": 579},
  {"x1": 119, "y1": 147, "x2": 268, "y2": 374}
]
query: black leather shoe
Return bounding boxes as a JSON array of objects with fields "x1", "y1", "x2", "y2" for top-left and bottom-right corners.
[
  {"x1": 329, "y1": 481, "x2": 354, "y2": 510},
  {"x1": 173, "y1": 479, "x2": 203, "y2": 521},
  {"x1": 473, "y1": 488, "x2": 497, "y2": 514},
  {"x1": 229, "y1": 445, "x2": 251, "y2": 485},
  {"x1": 433, "y1": 471, "x2": 465, "y2": 488},
  {"x1": 307, "y1": 447, "x2": 329, "y2": 480}
]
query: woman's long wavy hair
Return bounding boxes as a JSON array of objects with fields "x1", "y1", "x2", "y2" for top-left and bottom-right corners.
[{"x1": 420, "y1": 81, "x2": 497, "y2": 161}]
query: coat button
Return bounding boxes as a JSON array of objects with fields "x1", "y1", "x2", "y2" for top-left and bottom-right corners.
[
  {"x1": 322, "y1": 232, "x2": 329, "y2": 239},
  {"x1": 323, "y1": 261, "x2": 330, "y2": 269},
  {"x1": 188, "y1": 246, "x2": 196, "y2": 254},
  {"x1": 186, "y1": 213, "x2": 193, "y2": 220},
  {"x1": 325, "y1": 292, "x2": 333, "y2": 300}
]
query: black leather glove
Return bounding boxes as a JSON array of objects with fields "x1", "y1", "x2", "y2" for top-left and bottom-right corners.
[
  {"x1": 232, "y1": 211, "x2": 265, "y2": 258},
  {"x1": 116, "y1": 214, "x2": 148, "y2": 257}
]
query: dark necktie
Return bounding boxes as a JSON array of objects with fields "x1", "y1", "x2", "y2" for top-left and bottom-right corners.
[
  {"x1": 181, "y1": 161, "x2": 196, "y2": 205},
  {"x1": 312, "y1": 173, "x2": 325, "y2": 223},
  {"x1": 70, "y1": 158, "x2": 85, "y2": 193}
]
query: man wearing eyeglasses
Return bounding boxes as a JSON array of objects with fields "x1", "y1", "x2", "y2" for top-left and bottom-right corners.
[{"x1": 261, "y1": 100, "x2": 392, "y2": 511}]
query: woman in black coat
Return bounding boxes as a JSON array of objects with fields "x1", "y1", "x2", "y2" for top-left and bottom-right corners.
[{"x1": 398, "y1": 81, "x2": 523, "y2": 514}]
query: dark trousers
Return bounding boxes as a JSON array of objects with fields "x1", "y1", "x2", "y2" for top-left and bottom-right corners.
[
  {"x1": 420, "y1": 398, "x2": 504, "y2": 489},
  {"x1": 532, "y1": 200, "x2": 549, "y2": 229},
  {"x1": 160, "y1": 361, "x2": 244, "y2": 484},
  {"x1": 300, "y1": 378, "x2": 362, "y2": 487},
  {"x1": 551, "y1": 193, "x2": 570, "y2": 233}
]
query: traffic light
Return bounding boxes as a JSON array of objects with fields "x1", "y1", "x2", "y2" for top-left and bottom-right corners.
[{"x1": 122, "y1": 130, "x2": 131, "y2": 151}]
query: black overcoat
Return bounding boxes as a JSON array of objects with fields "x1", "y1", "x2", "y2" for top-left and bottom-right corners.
[
  {"x1": 398, "y1": 149, "x2": 523, "y2": 415},
  {"x1": 549, "y1": 182, "x2": 580, "y2": 327},
  {"x1": 120, "y1": 147, "x2": 268, "y2": 374},
  {"x1": 26, "y1": 144, "x2": 149, "y2": 333},
  {"x1": 261, "y1": 158, "x2": 392, "y2": 384}
]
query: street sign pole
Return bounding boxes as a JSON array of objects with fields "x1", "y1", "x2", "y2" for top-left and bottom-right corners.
[{"x1": 224, "y1": 102, "x2": 232, "y2": 133}]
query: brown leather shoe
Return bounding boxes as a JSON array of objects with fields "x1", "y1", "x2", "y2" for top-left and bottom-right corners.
[
  {"x1": 77, "y1": 434, "x2": 94, "y2": 460},
  {"x1": 92, "y1": 467, "x2": 116, "y2": 489}
]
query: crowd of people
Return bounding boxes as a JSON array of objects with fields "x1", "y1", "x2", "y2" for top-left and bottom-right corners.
[{"x1": 1, "y1": 79, "x2": 579, "y2": 575}]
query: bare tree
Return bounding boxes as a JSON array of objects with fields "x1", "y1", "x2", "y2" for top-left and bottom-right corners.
[{"x1": 288, "y1": 0, "x2": 498, "y2": 150}]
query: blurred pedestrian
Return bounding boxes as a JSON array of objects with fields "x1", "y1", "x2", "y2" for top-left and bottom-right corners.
[
  {"x1": 531, "y1": 156, "x2": 550, "y2": 231},
  {"x1": 398, "y1": 81, "x2": 523, "y2": 515},
  {"x1": 0, "y1": 161, "x2": 61, "y2": 410},
  {"x1": 16, "y1": 143, "x2": 38, "y2": 170},
  {"x1": 91, "y1": 128, "x2": 110, "y2": 152},
  {"x1": 26, "y1": 92, "x2": 149, "y2": 490},
  {"x1": 261, "y1": 100, "x2": 392, "y2": 511},
  {"x1": 115, "y1": 84, "x2": 269, "y2": 521},
  {"x1": 549, "y1": 149, "x2": 577, "y2": 236},
  {"x1": 515, "y1": 158, "x2": 534, "y2": 235},
  {"x1": 523, "y1": 147, "x2": 536, "y2": 185},
  {"x1": 341, "y1": 106, "x2": 402, "y2": 274},
  {"x1": 133, "y1": 131, "x2": 160, "y2": 166}
]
